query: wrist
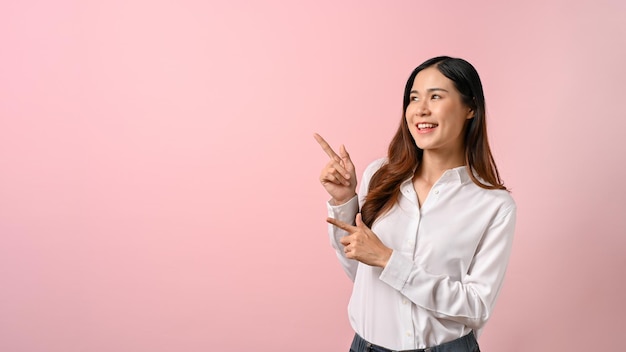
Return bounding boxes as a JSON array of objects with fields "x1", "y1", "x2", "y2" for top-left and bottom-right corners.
[
  {"x1": 379, "y1": 248, "x2": 393, "y2": 268},
  {"x1": 331, "y1": 193, "x2": 356, "y2": 206}
]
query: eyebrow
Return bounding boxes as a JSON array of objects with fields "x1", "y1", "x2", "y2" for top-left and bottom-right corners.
[{"x1": 410, "y1": 88, "x2": 449, "y2": 94}]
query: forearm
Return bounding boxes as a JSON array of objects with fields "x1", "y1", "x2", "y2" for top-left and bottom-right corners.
[
  {"x1": 380, "y1": 252, "x2": 492, "y2": 328},
  {"x1": 327, "y1": 195, "x2": 360, "y2": 280},
  {"x1": 379, "y1": 206, "x2": 516, "y2": 328}
]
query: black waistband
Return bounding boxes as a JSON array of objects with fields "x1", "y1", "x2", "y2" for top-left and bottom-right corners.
[{"x1": 351, "y1": 331, "x2": 478, "y2": 352}]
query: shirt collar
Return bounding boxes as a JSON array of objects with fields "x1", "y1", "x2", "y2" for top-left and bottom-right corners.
[
  {"x1": 441, "y1": 166, "x2": 471, "y2": 185},
  {"x1": 401, "y1": 165, "x2": 472, "y2": 186}
]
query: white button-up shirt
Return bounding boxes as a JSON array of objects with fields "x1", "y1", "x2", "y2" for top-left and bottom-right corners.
[{"x1": 327, "y1": 158, "x2": 516, "y2": 350}]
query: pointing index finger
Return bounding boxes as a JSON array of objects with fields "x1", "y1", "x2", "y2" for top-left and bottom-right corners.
[
  {"x1": 314, "y1": 133, "x2": 340, "y2": 160},
  {"x1": 326, "y1": 217, "x2": 357, "y2": 233}
]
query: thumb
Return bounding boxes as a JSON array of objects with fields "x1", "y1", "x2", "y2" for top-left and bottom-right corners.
[{"x1": 355, "y1": 213, "x2": 366, "y2": 229}]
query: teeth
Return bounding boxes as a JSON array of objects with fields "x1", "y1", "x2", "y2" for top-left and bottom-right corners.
[{"x1": 417, "y1": 123, "x2": 437, "y2": 129}]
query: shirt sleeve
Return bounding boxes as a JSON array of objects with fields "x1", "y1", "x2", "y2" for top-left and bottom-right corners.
[
  {"x1": 327, "y1": 195, "x2": 360, "y2": 281},
  {"x1": 326, "y1": 157, "x2": 387, "y2": 282},
  {"x1": 379, "y1": 203, "x2": 517, "y2": 330}
]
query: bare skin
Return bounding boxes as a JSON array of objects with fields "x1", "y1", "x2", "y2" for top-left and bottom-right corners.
[
  {"x1": 326, "y1": 213, "x2": 393, "y2": 268},
  {"x1": 314, "y1": 133, "x2": 392, "y2": 268},
  {"x1": 315, "y1": 68, "x2": 473, "y2": 267},
  {"x1": 406, "y1": 67, "x2": 474, "y2": 206},
  {"x1": 313, "y1": 133, "x2": 357, "y2": 205}
]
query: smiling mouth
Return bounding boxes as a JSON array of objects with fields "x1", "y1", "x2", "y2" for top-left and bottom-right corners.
[{"x1": 417, "y1": 123, "x2": 438, "y2": 130}]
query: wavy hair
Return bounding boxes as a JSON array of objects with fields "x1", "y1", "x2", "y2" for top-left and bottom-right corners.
[{"x1": 361, "y1": 56, "x2": 507, "y2": 227}]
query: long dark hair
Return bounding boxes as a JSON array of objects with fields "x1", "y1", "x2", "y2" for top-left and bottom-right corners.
[{"x1": 361, "y1": 56, "x2": 507, "y2": 227}]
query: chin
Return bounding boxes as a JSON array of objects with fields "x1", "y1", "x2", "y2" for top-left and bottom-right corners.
[{"x1": 411, "y1": 138, "x2": 430, "y2": 150}]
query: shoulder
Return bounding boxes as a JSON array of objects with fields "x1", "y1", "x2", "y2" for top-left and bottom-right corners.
[
  {"x1": 363, "y1": 157, "x2": 387, "y2": 177},
  {"x1": 466, "y1": 169, "x2": 516, "y2": 213},
  {"x1": 476, "y1": 186, "x2": 516, "y2": 219},
  {"x1": 362, "y1": 157, "x2": 388, "y2": 181},
  {"x1": 357, "y1": 157, "x2": 387, "y2": 199},
  {"x1": 489, "y1": 188, "x2": 516, "y2": 209},
  {"x1": 460, "y1": 170, "x2": 516, "y2": 217}
]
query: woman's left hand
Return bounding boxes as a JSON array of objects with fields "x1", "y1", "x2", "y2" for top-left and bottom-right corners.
[{"x1": 327, "y1": 213, "x2": 393, "y2": 268}]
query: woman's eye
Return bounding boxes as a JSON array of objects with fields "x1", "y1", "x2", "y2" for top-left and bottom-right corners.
[
  {"x1": 431, "y1": 94, "x2": 441, "y2": 100},
  {"x1": 410, "y1": 96, "x2": 419, "y2": 101}
]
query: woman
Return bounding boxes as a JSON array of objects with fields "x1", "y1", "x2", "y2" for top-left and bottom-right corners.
[{"x1": 315, "y1": 56, "x2": 516, "y2": 352}]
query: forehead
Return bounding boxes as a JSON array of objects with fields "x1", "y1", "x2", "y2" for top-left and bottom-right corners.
[{"x1": 411, "y1": 66, "x2": 455, "y2": 92}]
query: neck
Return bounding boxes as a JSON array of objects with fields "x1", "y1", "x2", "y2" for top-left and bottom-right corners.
[{"x1": 415, "y1": 149, "x2": 465, "y2": 184}]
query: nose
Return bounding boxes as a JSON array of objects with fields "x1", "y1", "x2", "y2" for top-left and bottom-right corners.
[{"x1": 415, "y1": 99, "x2": 430, "y2": 116}]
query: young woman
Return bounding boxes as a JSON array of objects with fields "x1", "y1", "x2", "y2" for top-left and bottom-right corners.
[{"x1": 315, "y1": 56, "x2": 516, "y2": 352}]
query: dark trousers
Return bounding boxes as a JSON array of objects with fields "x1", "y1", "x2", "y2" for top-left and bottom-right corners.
[{"x1": 349, "y1": 332, "x2": 480, "y2": 352}]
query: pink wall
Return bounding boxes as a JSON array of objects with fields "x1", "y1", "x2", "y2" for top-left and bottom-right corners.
[{"x1": 1, "y1": 1, "x2": 625, "y2": 350}]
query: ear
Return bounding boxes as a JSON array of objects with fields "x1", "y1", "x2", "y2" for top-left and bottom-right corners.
[{"x1": 466, "y1": 98, "x2": 476, "y2": 120}]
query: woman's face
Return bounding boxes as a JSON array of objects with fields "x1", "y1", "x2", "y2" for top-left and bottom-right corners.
[{"x1": 405, "y1": 66, "x2": 474, "y2": 154}]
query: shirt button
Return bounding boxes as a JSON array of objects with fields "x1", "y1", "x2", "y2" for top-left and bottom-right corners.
[
  {"x1": 434, "y1": 190, "x2": 439, "y2": 195},
  {"x1": 403, "y1": 299, "x2": 409, "y2": 305},
  {"x1": 406, "y1": 331, "x2": 412, "y2": 337}
]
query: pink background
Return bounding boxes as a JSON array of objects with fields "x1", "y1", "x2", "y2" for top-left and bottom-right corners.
[{"x1": 1, "y1": 1, "x2": 625, "y2": 351}]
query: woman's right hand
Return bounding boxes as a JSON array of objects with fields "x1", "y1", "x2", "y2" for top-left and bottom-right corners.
[{"x1": 314, "y1": 133, "x2": 357, "y2": 205}]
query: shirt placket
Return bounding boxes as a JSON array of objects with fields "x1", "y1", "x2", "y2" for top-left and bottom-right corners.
[{"x1": 400, "y1": 181, "x2": 419, "y2": 348}]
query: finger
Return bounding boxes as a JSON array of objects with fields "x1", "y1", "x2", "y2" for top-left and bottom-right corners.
[
  {"x1": 320, "y1": 171, "x2": 348, "y2": 186},
  {"x1": 355, "y1": 213, "x2": 366, "y2": 229},
  {"x1": 340, "y1": 235, "x2": 351, "y2": 246},
  {"x1": 314, "y1": 133, "x2": 340, "y2": 160},
  {"x1": 327, "y1": 217, "x2": 357, "y2": 233},
  {"x1": 320, "y1": 161, "x2": 349, "y2": 186},
  {"x1": 327, "y1": 159, "x2": 351, "y2": 181},
  {"x1": 339, "y1": 144, "x2": 354, "y2": 172}
]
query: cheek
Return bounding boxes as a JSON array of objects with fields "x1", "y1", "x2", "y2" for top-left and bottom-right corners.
[
  {"x1": 404, "y1": 114, "x2": 415, "y2": 131},
  {"x1": 405, "y1": 105, "x2": 416, "y2": 121}
]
